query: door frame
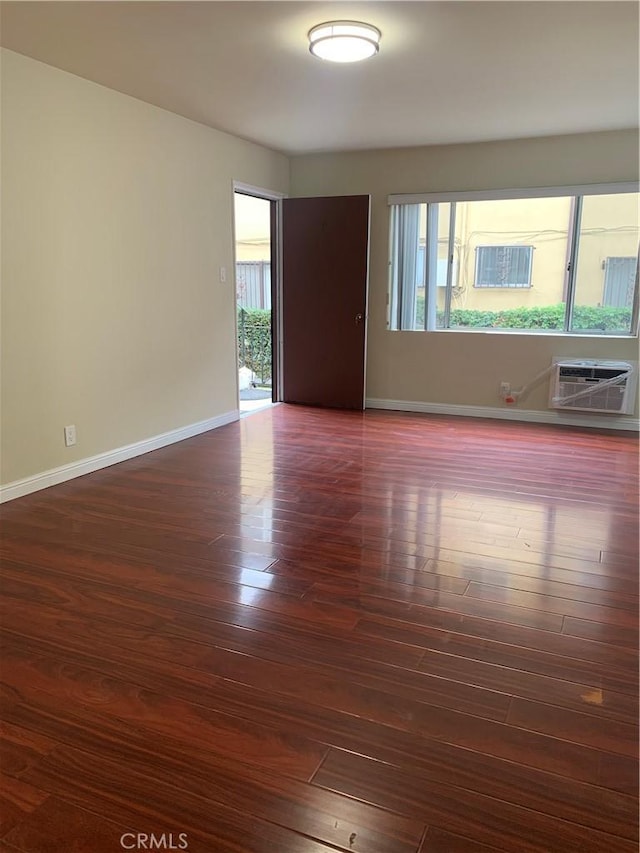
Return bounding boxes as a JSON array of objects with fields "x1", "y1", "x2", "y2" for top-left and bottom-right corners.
[{"x1": 232, "y1": 181, "x2": 286, "y2": 404}]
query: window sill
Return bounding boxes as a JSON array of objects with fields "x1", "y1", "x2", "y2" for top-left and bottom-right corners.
[{"x1": 390, "y1": 327, "x2": 638, "y2": 339}]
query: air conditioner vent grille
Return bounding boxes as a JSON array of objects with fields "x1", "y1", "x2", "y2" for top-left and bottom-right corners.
[{"x1": 556, "y1": 380, "x2": 626, "y2": 411}]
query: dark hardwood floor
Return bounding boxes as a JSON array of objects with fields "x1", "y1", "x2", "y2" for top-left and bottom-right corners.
[{"x1": 0, "y1": 405, "x2": 638, "y2": 852}]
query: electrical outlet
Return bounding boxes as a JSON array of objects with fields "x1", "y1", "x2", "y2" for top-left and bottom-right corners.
[
  {"x1": 64, "y1": 424, "x2": 77, "y2": 447},
  {"x1": 500, "y1": 382, "x2": 511, "y2": 397},
  {"x1": 219, "y1": 266, "x2": 227, "y2": 283}
]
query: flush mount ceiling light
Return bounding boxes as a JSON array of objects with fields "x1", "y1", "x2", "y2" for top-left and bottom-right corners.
[{"x1": 308, "y1": 21, "x2": 381, "y2": 63}]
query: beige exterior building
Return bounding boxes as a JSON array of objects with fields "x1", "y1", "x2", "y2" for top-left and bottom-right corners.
[
  {"x1": 575, "y1": 193, "x2": 639, "y2": 307},
  {"x1": 420, "y1": 193, "x2": 639, "y2": 312},
  {"x1": 233, "y1": 193, "x2": 271, "y2": 310},
  {"x1": 234, "y1": 193, "x2": 270, "y2": 263}
]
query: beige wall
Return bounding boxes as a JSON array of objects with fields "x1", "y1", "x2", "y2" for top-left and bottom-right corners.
[
  {"x1": 1, "y1": 50, "x2": 289, "y2": 485},
  {"x1": 290, "y1": 130, "x2": 639, "y2": 419}
]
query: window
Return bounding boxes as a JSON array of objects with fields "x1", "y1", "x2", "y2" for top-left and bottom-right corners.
[
  {"x1": 475, "y1": 246, "x2": 533, "y2": 288},
  {"x1": 388, "y1": 185, "x2": 639, "y2": 335},
  {"x1": 602, "y1": 257, "x2": 637, "y2": 308}
]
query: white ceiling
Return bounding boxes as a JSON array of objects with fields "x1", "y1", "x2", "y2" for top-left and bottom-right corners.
[{"x1": 1, "y1": 1, "x2": 638, "y2": 155}]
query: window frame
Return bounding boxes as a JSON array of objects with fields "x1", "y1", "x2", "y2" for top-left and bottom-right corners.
[{"x1": 387, "y1": 182, "x2": 640, "y2": 337}]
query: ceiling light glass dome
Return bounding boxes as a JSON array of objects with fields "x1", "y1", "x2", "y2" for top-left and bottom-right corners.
[{"x1": 308, "y1": 21, "x2": 381, "y2": 63}]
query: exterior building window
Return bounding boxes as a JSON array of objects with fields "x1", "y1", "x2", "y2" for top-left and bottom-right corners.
[
  {"x1": 603, "y1": 256, "x2": 636, "y2": 308},
  {"x1": 236, "y1": 260, "x2": 271, "y2": 309},
  {"x1": 475, "y1": 246, "x2": 533, "y2": 288}
]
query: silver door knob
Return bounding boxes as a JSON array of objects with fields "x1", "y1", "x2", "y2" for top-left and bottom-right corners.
[{"x1": 355, "y1": 313, "x2": 364, "y2": 325}]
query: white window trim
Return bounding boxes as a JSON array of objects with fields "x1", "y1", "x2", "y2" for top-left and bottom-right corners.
[{"x1": 388, "y1": 181, "x2": 639, "y2": 206}]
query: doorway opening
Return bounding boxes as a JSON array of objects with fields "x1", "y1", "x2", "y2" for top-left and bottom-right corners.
[{"x1": 234, "y1": 191, "x2": 277, "y2": 415}]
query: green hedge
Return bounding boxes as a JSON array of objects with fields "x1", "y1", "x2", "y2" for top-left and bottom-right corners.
[
  {"x1": 238, "y1": 308, "x2": 271, "y2": 383},
  {"x1": 416, "y1": 298, "x2": 631, "y2": 331}
]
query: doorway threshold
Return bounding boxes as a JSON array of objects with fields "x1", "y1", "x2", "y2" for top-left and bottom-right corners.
[
  {"x1": 240, "y1": 398, "x2": 275, "y2": 417},
  {"x1": 239, "y1": 386, "x2": 272, "y2": 415}
]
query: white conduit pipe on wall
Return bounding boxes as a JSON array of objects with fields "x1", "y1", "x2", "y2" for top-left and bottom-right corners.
[
  {"x1": 507, "y1": 365, "x2": 556, "y2": 405},
  {"x1": 505, "y1": 365, "x2": 631, "y2": 407}
]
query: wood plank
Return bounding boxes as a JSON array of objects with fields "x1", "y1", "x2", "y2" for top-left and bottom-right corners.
[
  {"x1": 563, "y1": 615, "x2": 638, "y2": 648},
  {"x1": 0, "y1": 721, "x2": 57, "y2": 780},
  {"x1": 598, "y1": 752, "x2": 639, "y2": 796},
  {"x1": 507, "y1": 697, "x2": 638, "y2": 757},
  {"x1": 465, "y1": 582, "x2": 637, "y2": 626},
  {"x1": 424, "y1": 556, "x2": 638, "y2": 596},
  {"x1": 310, "y1": 585, "x2": 565, "y2": 633},
  {"x1": 420, "y1": 826, "x2": 509, "y2": 853},
  {"x1": 418, "y1": 648, "x2": 638, "y2": 724},
  {"x1": 269, "y1": 557, "x2": 470, "y2": 594},
  {"x1": 0, "y1": 774, "x2": 49, "y2": 838},
  {"x1": 457, "y1": 570, "x2": 638, "y2": 610}
]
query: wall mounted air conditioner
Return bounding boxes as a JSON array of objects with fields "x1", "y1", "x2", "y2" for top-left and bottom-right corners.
[{"x1": 549, "y1": 359, "x2": 637, "y2": 415}]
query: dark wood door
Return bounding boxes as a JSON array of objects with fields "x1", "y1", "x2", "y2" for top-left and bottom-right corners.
[{"x1": 281, "y1": 195, "x2": 370, "y2": 410}]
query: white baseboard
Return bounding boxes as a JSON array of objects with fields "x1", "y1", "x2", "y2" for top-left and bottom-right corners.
[
  {"x1": 365, "y1": 398, "x2": 640, "y2": 432},
  {"x1": 0, "y1": 410, "x2": 239, "y2": 504}
]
